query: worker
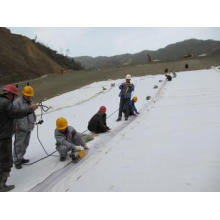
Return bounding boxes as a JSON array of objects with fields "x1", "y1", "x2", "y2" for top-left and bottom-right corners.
[
  {"x1": 55, "y1": 117, "x2": 93, "y2": 162},
  {"x1": 13, "y1": 86, "x2": 36, "y2": 169},
  {"x1": 116, "y1": 74, "x2": 135, "y2": 121},
  {"x1": 165, "y1": 74, "x2": 172, "y2": 81},
  {"x1": 88, "y1": 106, "x2": 110, "y2": 134},
  {"x1": 0, "y1": 84, "x2": 38, "y2": 192},
  {"x1": 123, "y1": 96, "x2": 139, "y2": 117}
]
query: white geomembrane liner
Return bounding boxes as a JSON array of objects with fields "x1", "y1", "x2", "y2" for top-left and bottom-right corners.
[{"x1": 8, "y1": 68, "x2": 220, "y2": 191}]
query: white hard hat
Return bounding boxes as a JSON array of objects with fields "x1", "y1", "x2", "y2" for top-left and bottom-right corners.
[{"x1": 125, "y1": 74, "x2": 131, "y2": 80}]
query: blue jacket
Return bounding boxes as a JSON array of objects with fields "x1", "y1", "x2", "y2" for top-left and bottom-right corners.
[
  {"x1": 119, "y1": 83, "x2": 134, "y2": 99},
  {"x1": 123, "y1": 100, "x2": 138, "y2": 114}
]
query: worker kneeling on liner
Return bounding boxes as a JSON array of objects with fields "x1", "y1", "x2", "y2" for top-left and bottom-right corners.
[
  {"x1": 88, "y1": 106, "x2": 110, "y2": 134},
  {"x1": 55, "y1": 117, "x2": 93, "y2": 162}
]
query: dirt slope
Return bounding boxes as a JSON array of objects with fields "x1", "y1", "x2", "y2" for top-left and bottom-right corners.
[{"x1": 0, "y1": 28, "x2": 62, "y2": 84}]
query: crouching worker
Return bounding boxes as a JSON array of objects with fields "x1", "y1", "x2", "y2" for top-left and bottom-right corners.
[
  {"x1": 123, "y1": 96, "x2": 139, "y2": 117},
  {"x1": 165, "y1": 74, "x2": 172, "y2": 81},
  {"x1": 88, "y1": 106, "x2": 110, "y2": 135},
  {"x1": 55, "y1": 117, "x2": 93, "y2": 162}
]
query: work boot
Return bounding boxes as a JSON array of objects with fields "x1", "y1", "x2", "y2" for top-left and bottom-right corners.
[
  {"x1": 60, "y1": 156, "x2": 66, "y2": 161},
  {"x1": 116, "y1": 117, "x2": 122, "y2": 122},
  {"x1": 15, "y1": 163, "x2": 22, "y2": 169},
  {"x1": 0, "y1": 176, "x2": 15, "y2": 192},
  {"x1": 21, "y1": 158, "x2": 30, "y2": 164}
]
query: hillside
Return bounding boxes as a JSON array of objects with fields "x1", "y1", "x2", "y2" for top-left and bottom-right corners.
[
  {"x1": 75, "y1": 39, "x2": 220, "y2": 69},
  {"x1": 0, "y1": 28, "x2": 82, "y2": 85}
]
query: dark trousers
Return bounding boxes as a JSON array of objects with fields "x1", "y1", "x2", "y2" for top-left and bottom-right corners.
[
  {"x1": 88, "y1": 125, "x2": 106, "y2": 134},
  {"x1": 118, "y1": 96, "x2": 130, "y2": 119},
  {"x1": 0, "y1": 138, "x2": 13, "y2": 178}
]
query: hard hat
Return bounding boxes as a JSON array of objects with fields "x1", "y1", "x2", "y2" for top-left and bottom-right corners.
[
  {"x1": 56, "y1": 117, "x2": 68, "y2": 130},
  {"x1": 22, "y1": 86, "x2": 34, "y2": 97},
  {"x1": 99, "y1": 106, "x2": 106, "y2": 113},
  {"x1": 132, "y1": 96, "x2": 138, "y2": 102},
  {"x1": 78, "y1": 150, "x2": 86, "y2": 158},
  {"x1": 3, "y1": 84, "x2": 19, "y2": 96},
  {"x1": 125, "y1": 74, "x2": 131, "y2": 80}
]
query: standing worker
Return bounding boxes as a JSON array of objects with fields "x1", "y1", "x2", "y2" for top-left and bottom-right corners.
[
  {"x1": 0, "y1": 84, "x2": 38, "y2": 192},
  {"x1": 116, "y1": 74, "x2": 135, "y2": 121},
  {"x1": 13, "y1": 86, "x2": 37, "y2": 169}
]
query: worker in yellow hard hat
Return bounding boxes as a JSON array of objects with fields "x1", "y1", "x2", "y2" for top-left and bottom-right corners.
[
  {"x1": 122, "y1": 96, "x2": 139, "y2": 118},
  {"x1": 55, "y1": 117, "x2": 93, "y2": 162},
  {"x1": 13, "y1": 85, "x2": 37, "y2": 169}
]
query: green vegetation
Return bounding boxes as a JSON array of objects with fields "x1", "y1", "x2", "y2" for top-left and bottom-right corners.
[{"x1": 33, "y1": 40, "x2": 83, "y2": 70}]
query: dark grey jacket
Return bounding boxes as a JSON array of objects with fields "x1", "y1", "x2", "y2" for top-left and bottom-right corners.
[
  {"x1": 14, "y1": 96, "x2": 36, "y2": 132},
  {"x1": 0, "y1": 95, "x2": 33, "y2": 139}
]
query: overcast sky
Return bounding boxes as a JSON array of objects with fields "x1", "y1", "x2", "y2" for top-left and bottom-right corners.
[{"x1": 8, "y1": 27, "x2": 220, "y2": 57}]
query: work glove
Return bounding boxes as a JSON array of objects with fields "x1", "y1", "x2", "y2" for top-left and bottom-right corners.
[
  {"x1": 31, "y1": 104, "x2": 38, "y2": 111},
  {"x1": 74, "y1": 145, "x2": 84, "y2": 151},
  {"x1": 83, "y1": 145, "x2": 90, "y2": 150}
]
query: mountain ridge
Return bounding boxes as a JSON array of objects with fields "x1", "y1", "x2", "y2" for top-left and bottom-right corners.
[{"x1": 74, "y1": 38, "x2": 220, "y2": 69}]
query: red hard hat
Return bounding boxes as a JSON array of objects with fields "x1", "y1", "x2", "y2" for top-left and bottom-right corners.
[
  {"x1": 3, "y1": 84, "x2": 19, "y2": 96},
  {"x1": 99, "y1": 106, "x2": 106, "y2": 113}
]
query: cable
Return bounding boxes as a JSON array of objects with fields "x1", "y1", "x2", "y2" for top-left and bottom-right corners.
[
  {"x1": 23, "y1": 101, "x2": 58, "y2": 166},
  {"x1": 36, "y1": 123, "x2": 49, "y2": 156},
  {"x1": 23, "y1": 79, "x2": 147, "y2": 166}
]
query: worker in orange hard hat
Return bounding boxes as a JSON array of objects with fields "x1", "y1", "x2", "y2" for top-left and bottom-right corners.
[{"x1": 0, "y1": 84, "x2": 38, "y2": 192}]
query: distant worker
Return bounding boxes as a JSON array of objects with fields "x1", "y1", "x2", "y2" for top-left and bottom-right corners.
[
  {"x1": 0, "y1": 84, "x2": 38, "y2": 192},
  {"x1": 55, "y1": 117, "x2": 93, "y2": 162},
  {"x1": 13, "y1": 86, "x2": 37, "y2": 169},
  {"x1": 123, "y1": 96, "x2": 139, "y2": 117},
  {"x1": 88, "y1": 106, "x2": 110, "y2": 134},
  {"x1": 116, "y1": 74, "x2": 135, "y2": 121},
  {"x1": 165, "y1": 74, "x2": 172, "y2": 81}
]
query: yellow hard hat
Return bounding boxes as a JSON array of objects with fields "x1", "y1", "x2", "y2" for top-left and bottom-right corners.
[
  {"x1": 132, "y1": 96, "x2": 138, "y2": 102},
  {"x1": 22, "y1": 86, "x2": 34, "y2": 97},
  {"x1": 78, "y1": 150, "x2": 86, "y2": 158},
  {"x1": 56, "y1": 117, "x2": 68, "y2": 130}
]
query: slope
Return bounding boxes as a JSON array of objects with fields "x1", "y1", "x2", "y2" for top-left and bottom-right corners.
[
  {"x1": 8, "y1": 68, "x2": 220, "y2": 191},
  {"x1": 8, "y1": 74, "x2": 163, "y2": 191},
  {"x1": 59, "y1": 68, "x2": 220, "y2": 192},
  {"x1": 0, "y1": 27, "x2": 62, "y2": 84}
]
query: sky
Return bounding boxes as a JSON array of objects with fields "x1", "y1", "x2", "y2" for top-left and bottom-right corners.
[{"x1": 8, "y1": 27, "x2": 220, "y2": 58}]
